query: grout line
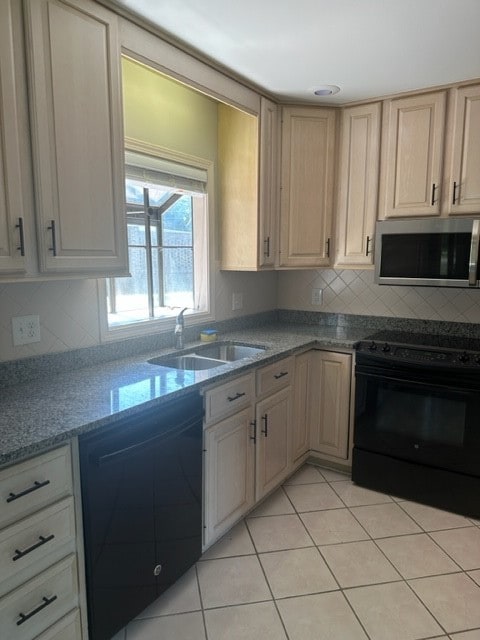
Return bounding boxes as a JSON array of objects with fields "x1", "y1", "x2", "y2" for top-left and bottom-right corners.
[{"x1": 194, "y1": 562, "x2": 210, "y2": 640}]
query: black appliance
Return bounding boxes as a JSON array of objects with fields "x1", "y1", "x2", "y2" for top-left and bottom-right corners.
[
  {"x1": 352, "y1": 331, "x2": 480, "y2": 517},
  {"x1": 374, "y1": 218, "x2": 480, "y2": 287},
  {"x1": 79, "y1": 393, "x2": 203, "y2": 640}
]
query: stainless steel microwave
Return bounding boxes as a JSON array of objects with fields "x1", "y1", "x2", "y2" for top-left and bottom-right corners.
[{"x1": 374, "y1": 218, "x2": 480, "y2": 287}]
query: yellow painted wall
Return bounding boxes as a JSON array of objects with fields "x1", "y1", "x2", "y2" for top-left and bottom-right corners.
[{"x1": 122, "y1": 57, "x2": 217, "y2": 161}]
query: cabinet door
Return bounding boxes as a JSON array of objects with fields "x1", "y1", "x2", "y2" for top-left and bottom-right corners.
[
  {"x1": 444, "y1": 84, "x2": 480, "y2": 215},
  {"x1": 23, "y1": 0, "x2": 128, "y2": 276},
  {"x1": 218, "y1": 104, "x2": 259, "y2": 270},
  {"x1": 258, "y1": 97, "x2": 279, "y2": 268},
  {"x1": 379, "y1": 91, "x2": 446, "y2": 218},
  {"x1": 203, "y1": 409, "x2": 255, "y2": 547},
  {"x1": 335, "y1": 103, "x2": 381, "y2": 268},
  {"x1": 310, "y1": 351, "x2": 351, "y2": 460},
  {"x1": 279, "y1": 106, "x2": 336, "y2": 267},
  {"x1": 0, "y1": 1, "x2": 27, "y2": 274},
  {"x1": 292, "y1": 352, "x2": 312, "y2": 462},
  {"x1": 256, "y1": 386, "x2": 292, "y2": 500}
]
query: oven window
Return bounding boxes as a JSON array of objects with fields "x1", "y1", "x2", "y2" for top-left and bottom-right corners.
[{"x1": 374, "y1": 386, "x2": 466, "y2": 447}]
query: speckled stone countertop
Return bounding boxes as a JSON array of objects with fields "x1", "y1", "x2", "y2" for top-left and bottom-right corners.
[{"x1": 0, "y1": 323, "x2": 367, "y2": 467}]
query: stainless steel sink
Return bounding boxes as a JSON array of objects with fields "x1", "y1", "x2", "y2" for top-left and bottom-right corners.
[
  {"x1": 148, "y1": 354, "x2": 225, "y2": 370},
  {"x1": 195, "y1": 343, "x2": 265, "y2": 361},
  {"x1": 148, "y1": 342, "x2": 266, "y2": 370}
]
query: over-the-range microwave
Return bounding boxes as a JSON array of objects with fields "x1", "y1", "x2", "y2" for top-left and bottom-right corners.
[{"x1": 374, "y1": 218, "x2": 480, "y2": 288}]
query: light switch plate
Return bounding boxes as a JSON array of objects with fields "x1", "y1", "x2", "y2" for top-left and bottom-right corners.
[
  {"x1": 232, "y1": 292, "x2": 243, "y2": 310},
  {"x1": 311, "y1": 288, "x2": 323, "y2": 305},
  {"x1": 12, "y1": 315, "x2": 41, "y2": 346}
]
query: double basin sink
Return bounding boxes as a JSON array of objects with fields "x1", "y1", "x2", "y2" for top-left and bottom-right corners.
[{"x1": 148, "y1": 342, "x2": 266, "y2": 371}]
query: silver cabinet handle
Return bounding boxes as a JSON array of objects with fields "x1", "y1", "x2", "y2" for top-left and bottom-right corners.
[{"x1": 468, "y1": 219, "x2": 479, "y2": 286}]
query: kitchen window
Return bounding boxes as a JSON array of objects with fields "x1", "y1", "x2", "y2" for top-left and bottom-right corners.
[{"x1": 104, "y1": 145, "x2": 212, "y2": 333}]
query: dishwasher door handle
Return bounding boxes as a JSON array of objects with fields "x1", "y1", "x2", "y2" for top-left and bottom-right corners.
[{"x1": 93, "y1": 417, "x2": 201, "y2": 466}]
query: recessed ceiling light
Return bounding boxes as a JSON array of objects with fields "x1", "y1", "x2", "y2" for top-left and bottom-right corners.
[{"x1": 312, "y1": 85, "x2": 340, "y2": 96}]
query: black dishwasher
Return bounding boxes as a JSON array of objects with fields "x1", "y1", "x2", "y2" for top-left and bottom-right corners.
[{"x1": 79, "y1": 393, "x2": 203, "y2": 640}]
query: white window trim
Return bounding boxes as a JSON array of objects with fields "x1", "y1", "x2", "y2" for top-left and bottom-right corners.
[{"x1": 98, "y1": 138, "x2": 215, "y2": 343}]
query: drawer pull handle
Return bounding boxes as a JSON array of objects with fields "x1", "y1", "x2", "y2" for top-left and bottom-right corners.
[
  {"x1": 6, "y1": 479, "x2": 51, "y2": 503},
  {"x1": 274, "y1": 371, "x2": 288, "y2": 380},
  {"x1": 261, "y1": 414, "x2": 268, "y2": 437},
  {"x1": 227, "y1": 392, "x2": 246, "y2": 402},
  {"x1": 12, "y1": 534, "x2": 55, "y2": 562},
  {"x1": 17, "y1": 594, "x2": 57, "y2": 626}
]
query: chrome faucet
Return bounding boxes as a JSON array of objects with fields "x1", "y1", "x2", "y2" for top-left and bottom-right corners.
[{"x1": 174, "y1": 308, "x2": 188, "y2": 349}]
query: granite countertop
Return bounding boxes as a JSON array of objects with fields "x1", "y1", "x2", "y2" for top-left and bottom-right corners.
[{"x1": 0, "y1": 323, "x2": 368, "y2": 467}]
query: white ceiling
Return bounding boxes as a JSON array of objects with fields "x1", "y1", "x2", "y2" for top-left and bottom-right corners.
[{"x1": 114, "y1": 0, "x2": 480, "y2": 104}]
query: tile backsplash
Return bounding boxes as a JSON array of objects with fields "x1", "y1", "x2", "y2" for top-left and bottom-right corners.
[
  {"x1": 278, "y1": 269, "x2": 480, "y2": 324},
  {"x1": 0, "y1": 268, "x2": 277, "y2": 362}
]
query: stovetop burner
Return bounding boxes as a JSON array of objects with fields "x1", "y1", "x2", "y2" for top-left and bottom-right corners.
[{"x1": 356, "y1": 330, "x2": 480, "y2": 368}]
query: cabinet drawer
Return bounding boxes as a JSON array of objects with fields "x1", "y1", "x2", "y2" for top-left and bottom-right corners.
[
  {"x1": 0, "y1": 497, "x2": 76, "y2": 597},
  {"x1": 204, "y1": 373, "x2": 254, "y2": 424},
  {"x1": 256, "y1": 356, "x2": 294, "y2": 397},
  {"x1": 0, "y1": 554, "x2": 78, "y2": 640},
  {"x1": 0, "y1": 446, "x2": 72, "y2": 529},
  {"x1": 35, "y1": 608, "x2": 82, "y2": 640}
]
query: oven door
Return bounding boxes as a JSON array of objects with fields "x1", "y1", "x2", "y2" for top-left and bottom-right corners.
[{"x1": 354, "y1": 356, "x2": 480, "y2": 477}]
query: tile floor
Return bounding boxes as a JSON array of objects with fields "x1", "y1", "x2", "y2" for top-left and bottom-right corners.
[{"x1": 112, "y1": 463, "x2": 480, "y2": 640}]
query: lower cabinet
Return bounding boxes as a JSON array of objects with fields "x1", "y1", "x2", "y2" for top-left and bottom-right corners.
[
  {"x1": 203, "y1": 408, "x2": 255, "y2": 546},
  {"x1": 203, "y1": 350, "x2": 353, "y2": 548},
  {"x1": 255, "y1": 386, "x2": 292, "y2": 501},
  {"x1": 0, "y1": 445, "x2": 84, "y2": 639},
  {"x1": 310, "y1": 350, "x2": 352, "y2": 461}
]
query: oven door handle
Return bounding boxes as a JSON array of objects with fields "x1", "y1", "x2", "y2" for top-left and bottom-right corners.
[
  {"x1": 356, "y1": 370, "x2": 474, "y2": 392},
  {"x1": 469, "y1": 219, "x2": 480, "y2": 286}
]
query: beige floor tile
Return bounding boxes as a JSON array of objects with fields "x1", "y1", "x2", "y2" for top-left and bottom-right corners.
[
  {"x1": 246, "y1": 513, "x2": 313, "y2": 552},
  {"x1": 284, "y1": 482, "x2": 344, "y2": 512},
  {"x1": 201, "y1": 520, "x2": 255, "y2": 560},
  {"x1": 330, "y1": 480, "x2": 393, "y2": 507},
  {"x1": 345, "y1": 581, "x2": 442, "y2": 640},
  {"x1": 135, "y1": 566, "x2": 200, "y2": 618},
  {"x1": 469, "y1": 570, "x2": 480, "y2": 586},
  {"x1": 249, "y1": 487, "x2": 295, "y2": 517},
  {"x1": 317, "y1": 467, "x2": 351, "y2": 482},
  {"x1": 376, "y1": 533, "x2": 460, "y2": 579},
  {"x1": 197, "y1": 555, "x2": 271, "y2": 609},
  {"x1": 204, "y1": 601, "x2": 287, "y2": 640},
  {"x1": 277, "y1": 591, "x2": 368, "y2": 640},
  {"x1": 409, "y1": 573, "x2": 480, "y2": 633},
  {"x1": 351, "y1": 502, "x2": 422, "y2": 538},
  {"x1": 449, "y1": 630, "x2": 480, "y2": 639},
  {"x1": 320, "y1": 539, "x2": 400, "y2": 588},
  {"x1": 126, "y1": 611, "x2": 205, "y2": 640},
  {"x1": 301, "y1": 508, "x2": 369, "y2": 545},
  {"x1": 259, "y1": 546, "x2": 338, "y2": 598},
  {"x1": 399, "y1": 501, "x2": 472, "y2": 531},
  {"x1": 284, "y1": 463, "x2": 325, "y2": 485},
  {"x1": 430, "y1": 527, "x2": 480, "y2": 571}
]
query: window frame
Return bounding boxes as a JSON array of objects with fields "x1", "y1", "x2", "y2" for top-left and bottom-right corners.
[{"x1": 98, "y1": 138, "x2": 215, "y2": 342}]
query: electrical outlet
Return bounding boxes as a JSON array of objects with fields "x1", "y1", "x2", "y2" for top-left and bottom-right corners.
[
  {"x1": 232, "y1": 292, "x2": 243, "y2": 311},
  {"x1": 12, "y1": 315, "x2": 41, "y2": 346},
  {"x1": 311, "y1": 288, "x2": 323, "y2": 305}
]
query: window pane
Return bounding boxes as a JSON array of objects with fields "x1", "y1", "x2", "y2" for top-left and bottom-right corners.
[
  {"x1": 109, "y1": 247, "x2": 149, "y2": 324},
  {"x1": 162, "y1": 196, "x2": 193, "y2": 247},
  {"x1": 125, "y1": 179, "x2": 145, "y2": 205},
  {"x1": 127, "y1": 220, "x2": 146, "y2": 246},
  {"x1": 161, "y1": 247, "x2": 194, "y2": 308}
]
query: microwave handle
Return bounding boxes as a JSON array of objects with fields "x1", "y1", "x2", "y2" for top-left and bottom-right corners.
[{"x1": 468, "y1": 219, "x2": 480, "y2": 286}]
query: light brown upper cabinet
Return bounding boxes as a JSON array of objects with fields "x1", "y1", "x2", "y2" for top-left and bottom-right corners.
[
  {"x1": 335, "y1": 103, "x2": 381, "y2": 268},
  {"x1": 279, "y1": 106, "x2": 336, "y2": 268},
  {"x1": 23, "y1": 0, "x2": 128, "y2": 276},
  {"x1": 219, "y1": 98, "x2": 278, "y2": 270},
  {"x1": 443, "y1": 83, "x2": 480, "y2": 215},
  {"x1": 0, "y1": 1, "x2": 30, "y2": 276},
  {"x1": 379, "y1": 91, "x2": 447, "y2": 218}
]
